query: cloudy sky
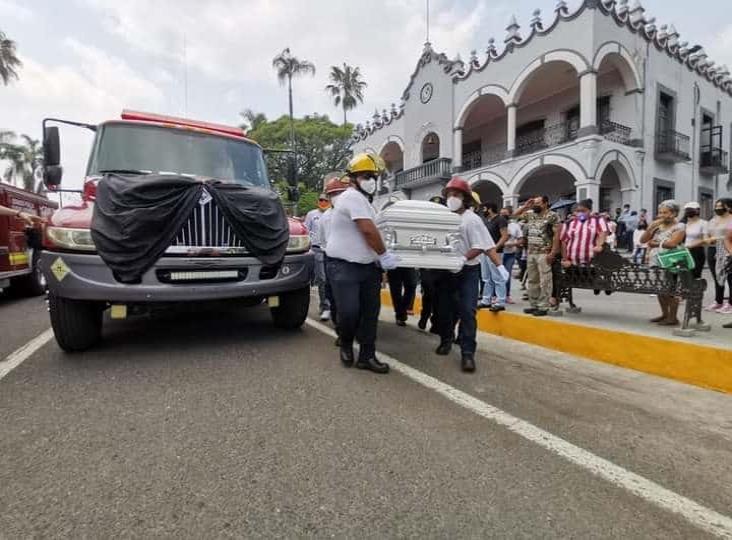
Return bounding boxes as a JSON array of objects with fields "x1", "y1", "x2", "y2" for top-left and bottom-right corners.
[{"x1": 1, "y1": 0, "x2": 731, "y2": 187}]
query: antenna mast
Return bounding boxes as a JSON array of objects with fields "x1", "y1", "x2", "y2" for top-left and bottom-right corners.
[{"x1": 426, "y1": 0, "x2": 430, "y2": 44}]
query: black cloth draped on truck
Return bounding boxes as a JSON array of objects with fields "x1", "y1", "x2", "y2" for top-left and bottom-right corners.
[{"x1": 91, "y1": 174, "x2": 290, "y2": 283}]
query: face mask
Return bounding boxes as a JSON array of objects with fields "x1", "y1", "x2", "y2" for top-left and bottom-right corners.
[
  {"x1": 715, "y1": 208, "x2": 727, "y2": 216},
  {"x1": 447, "y1": 196, "x2": 463, "y2": 212},
  {"x1": 330, "y1": 194, "x2": 341, "y2": 207},
  {"x1": 358, "y1": 178, "x2": 377, "y2": 195},
  {"x1": 577, "y1": 212, "x2": 588, "y2": 223}
]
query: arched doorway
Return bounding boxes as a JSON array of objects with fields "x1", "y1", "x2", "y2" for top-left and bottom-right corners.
[
  {"x1": 421, "y1": 132, "x2": 440, "y2": 163},
  {"x1": 512, "y1": 60, "x2": 581, "y2": 156},
  {"x1": 517, "y1": 165, "x2": 577, "y2": 207},
  {"x1": 472, "y1": 180, "x2": 503, "y2": 210},
  {"x1": 597, "y1": 156, "x2": 634, "y2": 213},
  {"x1": 460, "y1": 94, "x2": 507, "y2": 171},
  {"x1": 380, "y1": 141, "x2": 404, "y2": 174}
]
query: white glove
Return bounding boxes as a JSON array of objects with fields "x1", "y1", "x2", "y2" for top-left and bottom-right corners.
[
  {"x1": 378, "y1": 251, "x2": 401, "y2": 271},
  {"x1": 451, "y1": 256, "x2": 467, "y2": 273},
  {"x1": 497, "y1": 264, "x2": 510, "y2": 282}
]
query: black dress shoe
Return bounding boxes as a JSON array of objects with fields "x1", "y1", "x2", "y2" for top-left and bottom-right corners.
[
  {"x1": 355, "y1": 356, "x2": 390, "y2": 374},
  {"x1": 418, "y1": 317, "x2": 428, "y2": 330},
  {"x1": 523, "y1": 307, "x2": 537, "y2": 314},
  {"x1": 340, "y1": 346, "x2": 354, "y2": 367},
  {"x1": 396, "y1": 319, "x2": 407, "y2": 327},
  {"x1": 461, "y1": 354, "x2": 476, "y2": 372},
  {"x1": 533, "y1": 309, "x2": 548, "y2": 317},
  {"x1": 435, "y1": 341, "x2": 452, "y2": 356}
]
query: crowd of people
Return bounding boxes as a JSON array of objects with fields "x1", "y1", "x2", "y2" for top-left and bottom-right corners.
[{"x1": 305, "y1": 155, "x2": 732, "y2": 376}]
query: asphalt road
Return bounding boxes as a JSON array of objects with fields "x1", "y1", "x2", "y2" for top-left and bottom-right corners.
[{"x1": 1, "y1": 292, "x2": 731, "y2": 538}]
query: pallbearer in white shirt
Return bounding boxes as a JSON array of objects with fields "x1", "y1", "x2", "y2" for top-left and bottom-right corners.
[
  {"x1": 434, "y1": 177, "x2": 509, "y2": 372},
  {"x1": 326, "y1": 153, "x2": 399, "y2": 374},
  {"x1": 319, "y1": 175, "x2": 349, "y2": 346}
]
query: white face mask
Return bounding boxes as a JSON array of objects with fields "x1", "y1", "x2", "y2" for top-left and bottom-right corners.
[
  {"x1": 358, "y1": 178, "x2": 377, "y2": 195},
  {"x1": 447, "y1": 196, "x2": 463, "y2": 212},
  {"x1": 330, "y1": 194, "x2": 341, "y2": 207}
]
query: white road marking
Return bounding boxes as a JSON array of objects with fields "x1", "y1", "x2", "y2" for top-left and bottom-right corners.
[
  {"x1": 305, "y1": 318, "x2": 732, "y2": 539},
  {"x1": 0, "y1": 329, "x2": 54, "y2": 382}
]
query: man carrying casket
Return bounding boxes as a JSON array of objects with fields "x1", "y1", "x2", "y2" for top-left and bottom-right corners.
[
  {"x1": 326, "y1": 153, "x2": 399, "y2": 374},
  {"x1": 434, "y1": 177, "x2": 509, "y2": 372}
]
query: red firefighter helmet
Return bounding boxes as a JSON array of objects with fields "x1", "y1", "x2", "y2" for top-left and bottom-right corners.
[
  {"x1": 325, "y1": 176, "x2": 349, "y2": 196},
  {"x1": 443, "y1": 176, "x2": 472, "y2": 198}
]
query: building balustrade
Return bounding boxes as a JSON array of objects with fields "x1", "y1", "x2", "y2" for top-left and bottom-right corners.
[
  {"x1": 515, "y1": 122, "x2": 575, "y2": 157},
  {"x1": 700, "y1": 147, "x2": 729, "y2": 175},
  {"x1": 655, "y1": 129, "x2": 691, "y2": 162},
  {"x1": 600, "y1": 120, "x2": 632, "y2": 145},
  {"x1": 394, "y1": 158, "x2": 452, "y2": 189}
]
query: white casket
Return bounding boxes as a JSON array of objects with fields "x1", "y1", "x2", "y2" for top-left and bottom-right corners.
[{"x1": 375, "y1": 200, "x2": 463, "y2": 271}]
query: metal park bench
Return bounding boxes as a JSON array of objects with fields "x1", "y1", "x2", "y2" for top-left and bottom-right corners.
[{"x1": 552, "y1": 248, "x2": 709, "y2": 336}]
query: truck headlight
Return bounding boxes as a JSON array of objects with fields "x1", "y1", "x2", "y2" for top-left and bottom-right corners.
[
  {"x1": 287, "y1": 235, "x2": 311, "y2": 253},
  {"x1": 46, "y1": 227, "x2": 96, "y2": 252}
]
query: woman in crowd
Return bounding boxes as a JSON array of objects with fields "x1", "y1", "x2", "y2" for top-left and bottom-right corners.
[
  {"x1": 632, "y1": 221, "x2": 649, "y2": 265},
  {"x1": 640, "y1": 200, "x2": 686, "y2": 326},
  {"x1": 706, "y1": 198, "x2": 732, "y2": 313},
  {"x1": 681, "y1": 201, "x2": 709, "y2": 280},
  {"x1": 720, "y1": 222, "x2": 732, "y2": 329}
]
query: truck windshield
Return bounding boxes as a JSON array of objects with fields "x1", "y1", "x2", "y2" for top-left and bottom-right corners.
[{"x1": 87, "y1": 123, "x2": 270, "y2": 188}]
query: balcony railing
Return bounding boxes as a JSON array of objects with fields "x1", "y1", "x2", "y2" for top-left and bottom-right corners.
[
  {"x1": 462, "y1": 150, "x2": 482, "y2": 171},
  {"x1": 394, "y1": 157, "x2": 452, "y2": 189},
  {"x1": 700, "y1": 148, "x2": 730, "y2": 175},
  {"x1": 600, "y1": 121, "x2": 632, "y2": 145},
  {"x1": 515, "y1": 122, "x2": 575, "y2": 157},
  {"x1": 655, "y1": 129, "x2": 691, "y2": 162}
]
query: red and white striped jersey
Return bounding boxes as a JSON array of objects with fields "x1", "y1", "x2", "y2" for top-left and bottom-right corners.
[{"x1": 561, "y1": 216, "x2": 609, "y2": 266}]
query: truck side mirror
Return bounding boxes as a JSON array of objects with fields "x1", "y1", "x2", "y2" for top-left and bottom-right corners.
[
  {"x1": 44, "y1": 126, "x2": 61, "y2": 166},
  {"x1": 286, "y1": 155, "x2": 297, "y2": 186},
  {"x1": 43, "y1": 126, "x2": 63, "y2": 188}
]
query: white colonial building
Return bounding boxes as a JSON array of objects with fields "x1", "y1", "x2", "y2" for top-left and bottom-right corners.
[{"x1": 352, "y1": 0, "x2": 732, "y2": 218}]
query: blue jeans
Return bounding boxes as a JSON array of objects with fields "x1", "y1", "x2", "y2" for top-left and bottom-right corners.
[
  {"x1": 502, "y1": 252, "x2": 517, "y2": 297},
  {"x1": 437, "y1": 264, "x2": 481, "y2": 355},
  {"x1": 480, "y1": 254, "x2": 507, "y2": 306}
]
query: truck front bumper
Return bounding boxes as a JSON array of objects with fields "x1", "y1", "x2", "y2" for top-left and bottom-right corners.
[{"x1": 40, "y1": 251, "x2": 314, "y2": 303}]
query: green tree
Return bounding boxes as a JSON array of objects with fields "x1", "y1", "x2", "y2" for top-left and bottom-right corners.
[
  {"x1": 239, "y1": 109, "x2": 268, "y2": 132},
  {"x1": 0, "y1": 30, "x2": 22, "y2": 85},
  {"x1": 272, "y1": 48, "x2": 315, "y2": 149},
  {"x1": 2, "y1": 134, "x2": 42, "y2": 192},
  {"x1": 325, "y1": 63, "x2": 367, "y2": 126},
  {"x1": 249, "y1": 113, "x2": 352, "y2": 193}
]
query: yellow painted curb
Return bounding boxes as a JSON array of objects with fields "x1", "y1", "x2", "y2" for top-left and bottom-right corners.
[{"x1": 380, "y1": 290, "x2": 732, "y2": 394}]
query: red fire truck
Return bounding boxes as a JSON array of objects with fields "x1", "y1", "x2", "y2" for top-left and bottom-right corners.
[
  {"x1": 39, "y1": 111, "x2": 313, "y2": 352},
  {"x1": 0, "y1": 183, "x2": 57, "y2": 296}
]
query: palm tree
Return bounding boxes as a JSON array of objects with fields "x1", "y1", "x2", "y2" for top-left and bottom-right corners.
[
  {"x1": 325, "y1": 63, "x2": 367, "y2": 126},
  {"x1": 2, "y1": 135, "x2": 42, "y2": 191},
  {"x1": 272, "y1": 48, "x2": 315, "y2": 148},
  {"x1": 239, "y1": 109, "x2": 268, "y2": 132},
  {"x1": 0, "y1": 30, "x2": 22, "y2": 85}
]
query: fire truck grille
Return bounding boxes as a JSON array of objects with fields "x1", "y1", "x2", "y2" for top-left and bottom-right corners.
[{"x1": 170, "y1": 199, "x2": 245, "y2": 249}]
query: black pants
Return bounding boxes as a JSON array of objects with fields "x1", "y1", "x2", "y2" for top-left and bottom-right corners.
[
  {"x1": 327, "y1": 258, "x2": 381, "y2": 358},
  {"x1": 435, "y1": 265, "x2": 481, "y2": 355},
  {"x1": 323, "y1": 255, "x2": 338, "y2": 332},
  {"x1": 387, "y1": 268, "x2": 418, "y2": 321},
  {"x1": 708, "y1": 246, "x2": 732, "y2": 304},
  {"x1": 689, "y1": 246, "x2": 706, "y2": 280}
]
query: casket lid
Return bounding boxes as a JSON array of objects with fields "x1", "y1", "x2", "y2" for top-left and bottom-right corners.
[{"x1": 376, "y1": 200, "x2": 461, "y2": 226}]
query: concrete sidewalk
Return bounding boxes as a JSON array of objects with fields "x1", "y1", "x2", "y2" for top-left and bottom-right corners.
[{"x1": 381, "y1": 270, "x2": 731, "y2": 393}]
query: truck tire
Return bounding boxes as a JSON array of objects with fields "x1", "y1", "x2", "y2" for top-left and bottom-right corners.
[
  {"x1": 48, "y1": 293, "x2": 104, "y2": 352},
  {"x1": 12, "y1": 250, "x2": 46, "y2": 297},
  {"x1": 270, "y1": 286, "x2": 310, "y2": 330}
]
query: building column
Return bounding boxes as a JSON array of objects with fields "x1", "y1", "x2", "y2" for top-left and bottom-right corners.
[
  {"x1": 453, "y1": 127, "x2": 463, "y2": 172},
  {"x1": 507, "y1": 104, "x2": 517, "y2": 156},
  {"x1": 575, "y1": 181, "x2": 600, "y2": 205},
  {"x1": 579, "y1": 71, "x2": 598, "y2": 137},
  {"x1": 503, "y1": 193, "x2": 520, "y2": 210}
]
